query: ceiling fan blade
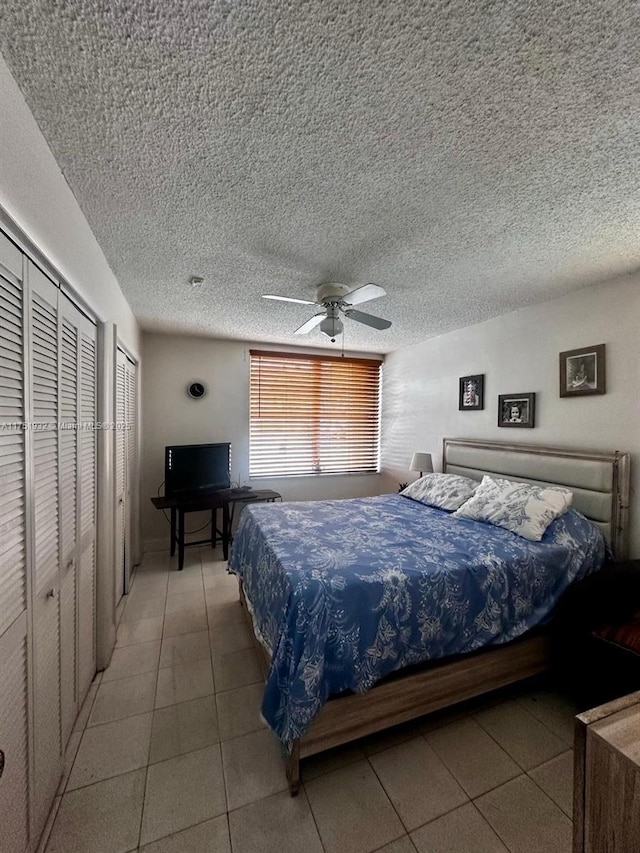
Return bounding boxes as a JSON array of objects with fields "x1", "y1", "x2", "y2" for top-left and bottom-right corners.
[
  {"x1": 262, "y1": 294, "x2": 317, "y2": 305},
  {"x1": 344, "y1": 309, "x2": 392, "y2": 330},
  {"x1": 343, "y1": 283, "x2": 386, "y2": 306},
  {"x1": 294, "y1": 313, "x2": 325, "y2": 334}
]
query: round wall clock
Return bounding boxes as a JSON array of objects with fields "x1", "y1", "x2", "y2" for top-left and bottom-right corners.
[{"x1": 186, "y1": 381, "x2": 207, "y2": 399}]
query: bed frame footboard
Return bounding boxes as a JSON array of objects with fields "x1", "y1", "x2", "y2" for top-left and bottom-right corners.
[
  {"x1": 238, "y1": 578, "x2": 550, "y2": 795},
  {"x1": 297, "y1": 632, "x2": 550, "y2": 762}
]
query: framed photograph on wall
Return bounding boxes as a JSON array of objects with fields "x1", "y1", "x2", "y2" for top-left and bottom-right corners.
[
  {"x1": 459, "y1": 374, "x2": 484, "y2": 410},
  {"x1": 498, "y1": 393, "x2": 535, "y2": 428},
  {"x1": 559, "y1": 344, "x2": 605, "y2": 397}
]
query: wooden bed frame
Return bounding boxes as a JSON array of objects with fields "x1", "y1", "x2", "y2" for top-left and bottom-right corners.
[{"x1": 239, "y1": 438, "x2": 631, "y2": 794}]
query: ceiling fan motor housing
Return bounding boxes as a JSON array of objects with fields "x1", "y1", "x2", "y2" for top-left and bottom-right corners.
[{"x1": 316, "y1": 282, "x2": 350, "y2": 304}]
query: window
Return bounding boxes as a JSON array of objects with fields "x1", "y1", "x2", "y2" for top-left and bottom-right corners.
[{"x1": 249, "y1": 350, "x2": 381, "y2": 477}]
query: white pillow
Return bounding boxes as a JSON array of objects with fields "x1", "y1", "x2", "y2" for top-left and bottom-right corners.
[
  {"x1": 401, "y1": 473, "x2": 479, "y2": 511},
  {"x1": 452, "y1": 475, "x2": 573, "y2": 541}
]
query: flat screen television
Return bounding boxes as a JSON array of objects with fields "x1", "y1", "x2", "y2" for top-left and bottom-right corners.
[{"x1": 164, "y1": 442, "x2": 231, "y2": 498}]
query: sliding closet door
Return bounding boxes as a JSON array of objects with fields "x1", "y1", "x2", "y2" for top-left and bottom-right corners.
[
  {"x1": 77, "y1": 317, "x2": 97, "y2": 700},
  {"x1": 0, "y1": 236, "x2": 30, "y2": 852},
  {"x1": 28, "y1": 260, "x2": 63, "y2": 834}
]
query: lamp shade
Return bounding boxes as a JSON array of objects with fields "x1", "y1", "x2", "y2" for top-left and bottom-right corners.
[{"x1": 410, "y1": 452, "x2": 433, "y2": 475}]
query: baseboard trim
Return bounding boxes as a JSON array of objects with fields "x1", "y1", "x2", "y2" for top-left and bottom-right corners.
[{"x1": 143, "y1": 538, "x2": 170, "y2": 553}]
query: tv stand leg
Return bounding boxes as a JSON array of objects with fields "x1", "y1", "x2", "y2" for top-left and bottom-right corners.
[
  {"x1": 178, "y1": 510, "x2": 185, "y2": 570},
  {"x1": 170, "y1": 507, "x2": 176, "y2": 556},
  {"x1": 222, "y1": 503, "x2": 230, "y2": 561}
]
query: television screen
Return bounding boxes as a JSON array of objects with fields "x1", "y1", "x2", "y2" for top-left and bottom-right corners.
[{"x1": 164, "y1": 443, "x2": 231, "y2": 497}]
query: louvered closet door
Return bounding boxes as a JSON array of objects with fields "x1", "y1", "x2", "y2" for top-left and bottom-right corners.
[
  {"x1": 0, "y1": 234, "x2": 30, "y2": 852},
  {"x1": 124, "y1": 357, "x2": 137, "y2": 592},
  {"x1": 0, "y1": 614, "x2": 30, "y2": 853},
  {"x1": 77, "y1": 318, "x2": 97, "y2": 699},
  {"x1": 114, "y1": 350, "x2": 126, "y2": 605},
  {"x1": 58, "y1": 294, "x2": 79, "y2": 745},
  {"x1": 0, "y1": 238, "x2": 27, "y2": 638},
  {"x1": 28, "y1": 261, "x2": 63, "y2": 836}
]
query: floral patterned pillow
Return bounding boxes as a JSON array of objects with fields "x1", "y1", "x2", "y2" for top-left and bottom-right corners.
[
  {"x1": 452, "y1": 475, "x2": 573, "y2": 541},
  {"x1": 401, "y1": 473, "x2": 479, "y2": 511}
]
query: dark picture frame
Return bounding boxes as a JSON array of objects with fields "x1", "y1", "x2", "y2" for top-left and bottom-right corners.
[
  {"x1": 498, "y1": 393, "x2": 535, "y2": 428},
  {"x1": 559, "y1": 344, "x2": 606, "y2": 397},
  {"x1": 458, "y1": 374, "x2": 484, "y2": 410}
]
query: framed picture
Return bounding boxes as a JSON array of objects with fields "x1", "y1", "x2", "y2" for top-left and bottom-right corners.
[
  {"x1": 559, "y1": 344, "x2": 605, "y2": 397},
  {"x1": 459, "y1": 374, "x2": 484, "y2": 410},
  {"x1": 498, "y1": 393, "x2": 535, "y2": 428}
]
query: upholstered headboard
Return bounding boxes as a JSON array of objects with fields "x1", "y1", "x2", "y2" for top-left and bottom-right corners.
[{"x1": 443, "y1": 438, "x2": 631, "y2": 559}]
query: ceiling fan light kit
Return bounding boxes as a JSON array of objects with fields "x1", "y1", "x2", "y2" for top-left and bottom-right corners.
[
  {"x1": 319, "y1": 310, "x2": 344, "y2": 342},
  {"x1": 262, "y1": 282, "x2": 392, "y2": 341}
]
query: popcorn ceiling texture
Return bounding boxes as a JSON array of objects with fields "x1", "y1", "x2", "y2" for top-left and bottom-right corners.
[{"x1": 1, "y1": 0, "x2": 639, "y2": 352}]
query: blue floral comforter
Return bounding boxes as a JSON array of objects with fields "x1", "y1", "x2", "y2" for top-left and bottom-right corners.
[{"x1": 228, "y1": 493, "x2": 604, "y2": 744}]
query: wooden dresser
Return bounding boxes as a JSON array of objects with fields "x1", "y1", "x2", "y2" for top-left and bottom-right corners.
[{"x1": 574, "y1": 690, "x2": 640, "y2": 852}]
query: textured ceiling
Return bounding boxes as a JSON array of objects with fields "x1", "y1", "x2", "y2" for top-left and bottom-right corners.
[{"x1": 1, "y1": 0, "x2": 639, "y2": 353}]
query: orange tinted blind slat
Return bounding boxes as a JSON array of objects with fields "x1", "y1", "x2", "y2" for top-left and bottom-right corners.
[{"x1": 250, "y1": 352, "x2": 381, "y2": 477}]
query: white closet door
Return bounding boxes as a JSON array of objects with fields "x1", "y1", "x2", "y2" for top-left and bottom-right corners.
[
  {"x1": 28, "y1": 261, "x2": 63, "y2": 835},
  {"x1": 0, "y1": 614, "x2": 30, "y2": 853},
  {"x1": 0, "y1": 235, "x2": 30, "y2": 853},
  {"x1": 114, "y1": 349, "x2": 127, "y2": 605},
  {"x1": 0, "y1": 248, "x2": 27, "y2": 637},
  {"x1": 124, "y1": 357, "x2": 137, "y2": 591},
  {"x1": 77, "y1": 321, "x2": 97, "y2": 700},
  {"x1": 58, "y1": 295, "x2": 79, "y2": 746}
]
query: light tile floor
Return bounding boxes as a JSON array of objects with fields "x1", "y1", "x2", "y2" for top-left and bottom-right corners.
[{"x1": 42, "y1": 546, "x2": 578, "y2": 853}]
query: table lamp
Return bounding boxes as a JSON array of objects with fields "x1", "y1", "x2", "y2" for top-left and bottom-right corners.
[{"x1": 410, "y1": 452, "x2": 433, "y2": 478}]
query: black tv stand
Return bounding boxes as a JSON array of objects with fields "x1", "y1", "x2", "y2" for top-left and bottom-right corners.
[{"x1": 151, "y1": 489, "x2": 281, "y2": 569}]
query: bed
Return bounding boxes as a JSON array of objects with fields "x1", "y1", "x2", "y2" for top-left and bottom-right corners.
[{"x1": 228, "y1": 438, "x2": 630, "y2": 793}]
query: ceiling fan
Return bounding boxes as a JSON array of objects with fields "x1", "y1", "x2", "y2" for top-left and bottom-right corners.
[{"x1": 262, "y1": 282, "x2": 392, "y2": 341}]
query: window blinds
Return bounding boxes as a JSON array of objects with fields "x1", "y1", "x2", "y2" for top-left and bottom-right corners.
[{"x1": 249, "y1": 350, "x2": 381, "y2": 477}]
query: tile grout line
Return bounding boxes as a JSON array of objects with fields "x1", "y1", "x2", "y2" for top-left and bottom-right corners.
[
  {"x1": 370, "y1": 724, "x2": 545, "y2": 837},
  {"x1": 524, "y1": 761, "x2": 574, "y2": 820},
  {"x1": 116, "y1": 559, "x2": 165, "y2": 853},
  {"x1": 135, "y1": 557, "x2": 170, "y2": 852},
  {"x1": 204, "y1": 547, "x2": 233, "y2": 824},
  {"x1": 59, "y1": 677, "x2": 102, "y2": 798},
  {"x1": 365, "y1": 752, "x2": 421, "y2": 845},
  {"x1": 298, "y1": 782, "x2": 328, "y2": 853},
  {"x1": 61, "y1": 710, "x2": 160, "y2": 794},
  {"x1": 514, "y1": 691, "x2": 576, "y2": 747},
  {"x1": 469, "y1": 700, "x2": 573, "y2": 782},
  {"x1": 132, "y1": 812, "x2": 230, "y2": 851},
  {"x1": 37, "y1": 794, "x2": 62, "y2": 853},
  {"x1": 469, "y1": 705, "x2": 564, "y2": 776},
  {"x1": 416, "y1": 728, "x2": 520, "y2": 801}
]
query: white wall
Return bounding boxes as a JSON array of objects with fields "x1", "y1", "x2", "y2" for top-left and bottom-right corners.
[
  {"x1": 0, "y1": 55, "x2": 139, "y2": 354},
  {"x1": 141, "y1": 334, "x2": 385, "y2": 548},
  {"x1": 381, "y1": 276, "x2": 640, "y2": 557}
]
